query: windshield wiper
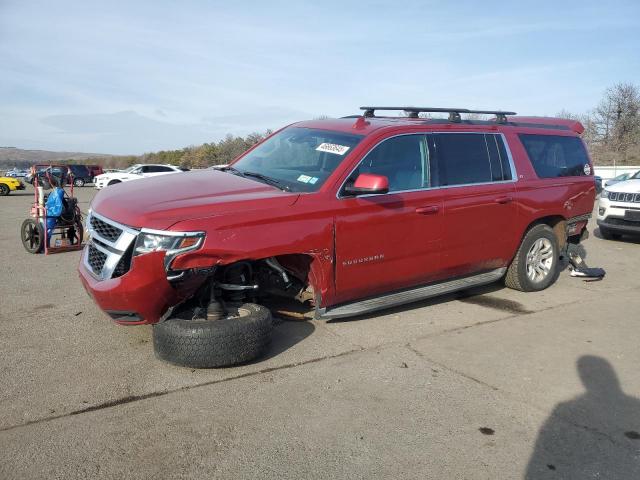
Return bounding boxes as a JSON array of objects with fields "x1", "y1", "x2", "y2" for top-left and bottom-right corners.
[
  {"x1": 241, "y1": 171, "x2": 291, "y2": 191},
  {"x1": 219, "y1": 166, "x2": 243, "y2": 175}
]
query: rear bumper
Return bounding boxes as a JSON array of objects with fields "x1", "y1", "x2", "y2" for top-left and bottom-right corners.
[{"x1": 78, "y1": 250, "x2": 181, "y2": 325}]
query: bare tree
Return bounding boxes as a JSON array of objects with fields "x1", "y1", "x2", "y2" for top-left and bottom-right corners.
[{"x1": 592, "y1": 83, "x2": 640, "y2": 157}]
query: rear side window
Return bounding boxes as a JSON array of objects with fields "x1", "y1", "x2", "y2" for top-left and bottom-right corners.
[
  {"x1": 434, "y1": 133, "x2": 512, "y2": 186},
  {"x1": 519, "y1": 134, "x2": 589, "y2": 178}
]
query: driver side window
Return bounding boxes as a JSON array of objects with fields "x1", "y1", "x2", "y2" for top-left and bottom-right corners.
[{"x1": 350, "y1": 135, "x2": 430, "y2": 193}]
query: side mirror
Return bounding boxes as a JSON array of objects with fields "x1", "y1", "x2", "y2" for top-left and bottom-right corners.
[{"x1": 344, "y1": 173, "x2": 389, "y2": 196}]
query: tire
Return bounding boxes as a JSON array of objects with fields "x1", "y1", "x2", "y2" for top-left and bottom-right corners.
[
  {"x1": 74, "y1": 178, "x2": 85, "y2": 187},
  {"x1": 0, "y1": 183, "x2": 9, "y2": 196},
  {"x1": 153, "y1": 303, "x2": 273, "y2": 368},
  {"x1": 505, "y1": 224, "x2": 560, "y2": 292},
  {"x1": 21, "y1": 218, "x2": 44, "y2": 254},
  {"x1": 599, "y1": 226, "x2": 622, "y2": 241},
  {"x1": 107, "y1": 180, "x2": 121, "y2": 186}
]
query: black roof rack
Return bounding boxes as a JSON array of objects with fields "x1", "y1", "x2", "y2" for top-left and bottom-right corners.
[{"x1": 359, "y1": 106, "x2": 517, "y2": 124}]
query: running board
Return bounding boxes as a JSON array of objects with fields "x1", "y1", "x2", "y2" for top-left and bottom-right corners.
[{"x1": 318, "y1": 268, "x2": 507, "y2": 319}]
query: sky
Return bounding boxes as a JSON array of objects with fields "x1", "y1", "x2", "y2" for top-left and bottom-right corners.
[{"x1": 1, "y1": 0, "x2": 639, "y2": 155}]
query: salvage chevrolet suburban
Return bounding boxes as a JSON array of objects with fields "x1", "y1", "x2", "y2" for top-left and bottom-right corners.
[{"x1": 79, "y1": 106, "x2": 595, "y2": 368}]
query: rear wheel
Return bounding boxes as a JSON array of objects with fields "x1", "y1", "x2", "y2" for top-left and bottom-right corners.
[
  {"x1": 73, "y1": 178, "x2": 85, "y2": 187},
  {"x1": 153, "y1": 303, "x2": 273, "y2": 368},
  {"x1": 21, "y1": 219, "x2": 44, "y2": 254},
  {"x1": 0, "y1": 184, "x2": 9, "y2": 196},
  {"x1": 599, "y1": 226, "x2": 622, "y2": 241},
  {"x1": 505, "y1": 224, "x2": 560, "y2": 292}
]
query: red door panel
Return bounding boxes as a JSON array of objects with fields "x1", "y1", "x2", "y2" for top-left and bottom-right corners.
[
  {"x1": 334, "y1": 190, "x2": 443, "y2": 304},
  {"x1": 440, "y1": 182, "x2": 518, "y2": 278}
]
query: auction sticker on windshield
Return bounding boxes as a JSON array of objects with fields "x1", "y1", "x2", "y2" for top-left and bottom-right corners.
[{"x1": 316, "y1": 143, "x2": 350, "y2": 155}]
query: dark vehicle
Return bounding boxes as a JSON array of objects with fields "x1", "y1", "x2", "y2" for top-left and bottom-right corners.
[
  {"x1": 67, "y1": 165, "x2": 93, "y2": 187},
  {"x1": 26, "y1": 164, "x2": 93, "y2": 187}
]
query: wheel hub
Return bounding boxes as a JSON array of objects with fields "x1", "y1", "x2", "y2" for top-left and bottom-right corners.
[{"x1": 525, "y1": 238, "x2": 554, "y2": 283}]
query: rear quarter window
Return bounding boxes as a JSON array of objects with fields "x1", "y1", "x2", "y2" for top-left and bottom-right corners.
[{"x1": 519, "y1": 134, "x2": 590, "y2": 178}]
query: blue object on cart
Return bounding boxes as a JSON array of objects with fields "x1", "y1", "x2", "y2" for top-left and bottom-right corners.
[{"x1": 45, "y1": 187, "x2": 65, "y2": 245}]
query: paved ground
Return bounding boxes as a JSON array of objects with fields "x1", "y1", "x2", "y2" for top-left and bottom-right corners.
[{"x1": 1, "y1": 187, "x2": 639, "y2": 479}]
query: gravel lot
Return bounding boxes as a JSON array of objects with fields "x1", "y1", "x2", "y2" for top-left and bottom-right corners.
[{"x1": 1, "y1": 186, "x2": 639, "y2": 479}]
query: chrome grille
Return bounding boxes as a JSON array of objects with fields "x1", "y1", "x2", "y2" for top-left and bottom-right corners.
[
  {"x1": 90, "y1": 215, "x2": 122, "y2": 242},
  {"x1": 84, "y1": 212, "x2": 138, "y2": 281},
  {"x1": 87, "y1": 244, "x2": 108, "y2": 275},
  {"x1": 609, "y1": 191, "x2": 640, "y2": 203},
  {"x1": 112, "y1": 245, "x2": 133, "y2": 278}
]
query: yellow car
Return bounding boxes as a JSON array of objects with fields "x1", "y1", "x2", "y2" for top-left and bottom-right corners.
[{"x1": 0, "y1": 176, "x2": 26, "y2": 196}]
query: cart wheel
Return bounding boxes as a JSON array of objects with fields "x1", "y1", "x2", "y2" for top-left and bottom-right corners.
[
  {"x1": 21, "y1": 219, "x2": 44, "y2": 254},
  {"x1": 68, "y1": 218, "x2": 84, "y2": 245}
]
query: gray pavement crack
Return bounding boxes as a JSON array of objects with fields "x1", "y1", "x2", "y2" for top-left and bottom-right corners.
[{"x1": 0, "y1": 346, "x2": 365, "y2": 434}]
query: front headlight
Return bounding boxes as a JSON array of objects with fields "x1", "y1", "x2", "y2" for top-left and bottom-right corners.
[
  {"x1": 134, "y1": 230, "x2": 205, "y2": 269},
  {"x1": 601, "y1": 189, "x2": 609, "y2": 199}
]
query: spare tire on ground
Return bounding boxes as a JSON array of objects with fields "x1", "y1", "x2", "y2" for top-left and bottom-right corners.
[{"x1": 153, "y1": 303, "x2": 273, "y2": 368}]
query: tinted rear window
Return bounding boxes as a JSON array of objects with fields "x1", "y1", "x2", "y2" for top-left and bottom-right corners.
[
  {"x1": 434, "y1": 133, "x2": 512, "y2": 186},
  {"x1": 519, "y1": 134, "x2": 589, "y2": 178}
]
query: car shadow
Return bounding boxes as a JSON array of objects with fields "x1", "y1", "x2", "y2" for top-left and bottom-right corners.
[
  {"x1": 525, "y1": 356, "x2": 640, "y2": 478},
  {"x1": 257, "y1": 319, "x2": 316, "y2": 363},
  {"x1": 593, "y1": 227, "x2": 640, "y2": 245}
]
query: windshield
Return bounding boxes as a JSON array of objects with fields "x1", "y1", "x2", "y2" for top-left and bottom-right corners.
[
  {"x1": 122, "y1": 165, "x2": 140, "y2": 173},
  {"x1": 231, "y1": 127, "x2": 363, "y2": 192},
  {"x1": 632, "y1": 170, "x2": 640, "y2": 180}
]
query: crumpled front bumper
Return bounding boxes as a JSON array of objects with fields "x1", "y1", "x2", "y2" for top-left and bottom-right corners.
[{"x1": 78, "y1": 250, "x2": 180, "y2": 325}]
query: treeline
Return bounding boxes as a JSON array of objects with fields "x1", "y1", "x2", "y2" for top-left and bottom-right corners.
[
  {"x1": 100, "y1": 131, "x2": 272, "y2": 170},
  {"x1": 559, "y1": 82, "x2": 640, "y2": 165}
]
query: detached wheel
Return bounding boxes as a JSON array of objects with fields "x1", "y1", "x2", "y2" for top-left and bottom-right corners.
[
  {"x1": 73, "y1": 178, "x2": 85, "y2": 187},
  {"x1": 505, "y1": 224, "x2": 559, "y2": 292},
  {"x1": 21, "y1": 219, "x2": 44, "y2": 254},
  {"x1": 153, "y1": 303, "x2": 273, "y2": 368},
  {"x1": 0, "y1": 183, "x2": 9, "y2": 196}
]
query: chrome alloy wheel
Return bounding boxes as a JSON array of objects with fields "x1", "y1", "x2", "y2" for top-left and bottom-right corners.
[{"x1": 526, "y1": 238, "x2": 554, "y2": 283}]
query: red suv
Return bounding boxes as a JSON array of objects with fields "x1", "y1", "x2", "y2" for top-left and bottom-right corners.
[{"x1": 79, "y1": 107, "x2": 595, "y2": 367}]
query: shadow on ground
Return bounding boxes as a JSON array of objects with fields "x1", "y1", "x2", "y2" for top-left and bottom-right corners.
[
  {"x1": 259, "y1": 319, "x2": 316, "y2": 362},
  {"x1": 525, "y1": 355, "x2": 640, "y2": 479},
  {"x1": 593, "y1": 227, "x2": 640, "y2": 245}
]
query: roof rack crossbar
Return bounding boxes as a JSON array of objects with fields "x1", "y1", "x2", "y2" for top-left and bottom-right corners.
[{"x1": 360, "y1": 106, "x2": 516, "y2": 124}]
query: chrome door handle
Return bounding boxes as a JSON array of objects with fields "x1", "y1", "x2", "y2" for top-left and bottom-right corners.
[{"x1": 415, "y1": 205, "x2": 439, "y2": 215}]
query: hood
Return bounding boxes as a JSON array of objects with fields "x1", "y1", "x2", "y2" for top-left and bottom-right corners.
[
  {"x1": 91, "y1": 170, "x2": 299, "y2": 230},
  {"x1": 607, "y1": 178, "x2": 640, "y2": 193}
]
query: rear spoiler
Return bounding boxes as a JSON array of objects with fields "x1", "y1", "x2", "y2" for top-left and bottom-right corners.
[{"x1": 507, "y1": 116, "x2": 585, "y2": 135}]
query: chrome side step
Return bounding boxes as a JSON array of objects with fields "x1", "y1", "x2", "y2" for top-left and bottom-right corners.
[{"x1": 318, "y1": 268, "x2": 507, "y2": 319}]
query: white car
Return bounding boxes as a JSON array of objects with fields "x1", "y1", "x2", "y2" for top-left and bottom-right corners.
[
  {"x1": 597, "y1": 172, "x2": 640, "y2": 240},
  {"x1": 94, "y1": 164, "x2": 186, "y2": 189}
]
